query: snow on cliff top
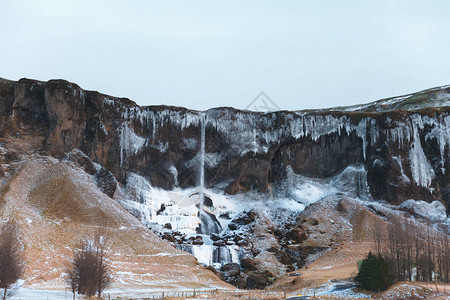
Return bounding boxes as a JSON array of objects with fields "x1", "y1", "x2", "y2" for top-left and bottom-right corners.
[{"x1": 331, "y1": 85, "x2": 450, "y2": 112}]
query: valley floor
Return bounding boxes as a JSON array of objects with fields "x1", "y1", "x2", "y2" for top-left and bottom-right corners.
[
  {"x1": 9, "y1": 239, "x2": 450, "y2": 299},
  {"x1": 11, "y1": 282, "x2": 450, "y2": 300}
]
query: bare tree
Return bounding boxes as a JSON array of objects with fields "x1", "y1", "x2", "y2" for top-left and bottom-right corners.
[
  {"x1": 372, "y1": 224, "x2": 384, "y2": 255},
  {"x1": 64, "y1": 258, "x2": 78, "y2": 300},
  {"x1": 93, "y1": 229, "x2": 112, "y2": 298},
  {"x1": 382, "y1": 216, "x2": 450, "y2": 284},
  {"x1": 0, "y1": 220, "x2": 24, "y2": 300},
  {"x1": 65, "y1": 230, "x2": 112, "y2": 298}
]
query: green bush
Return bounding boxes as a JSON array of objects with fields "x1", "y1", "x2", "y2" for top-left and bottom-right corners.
[{"x1": 355, "y1": 252, "x2": 392, "y2": 291}]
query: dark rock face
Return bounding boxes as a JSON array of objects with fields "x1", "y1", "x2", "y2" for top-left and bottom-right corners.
[
  {"x1": 0, "y1": 78, "x2": 449, "y2": 210},
  {"x1": 96, "y1": 168, "x2": 117, "y2": 198}
]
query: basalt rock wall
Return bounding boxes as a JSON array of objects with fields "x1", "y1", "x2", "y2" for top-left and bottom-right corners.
[{"x1": 1, "y1": 78, "x2": 449, "y2": 209}]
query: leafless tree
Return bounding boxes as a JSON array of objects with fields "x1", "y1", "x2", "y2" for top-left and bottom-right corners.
[
  {"x1": 93, "y1": 229, "x2": 112, "y2": 298},
  {"x1": 382, "y1": 216, "x2": 450, "y2": 284},
  {"x1": 0, "y1": 220, "x2": 24, "y2": 300},
  {"x1": 65, "y1": 230, "x2": 112, "y2": 298},
  {"x1": 372, "y1": 224, "x2": 384, "y2": 255}
]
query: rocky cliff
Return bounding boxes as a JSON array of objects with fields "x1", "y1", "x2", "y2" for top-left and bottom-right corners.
[{"x1": 1, "y1": 78, "x2": 449, "y2": 209}]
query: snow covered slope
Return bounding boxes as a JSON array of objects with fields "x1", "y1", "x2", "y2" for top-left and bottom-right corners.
[{"x1": 331, "y1": 85, "x2": 450, "y2": 112}]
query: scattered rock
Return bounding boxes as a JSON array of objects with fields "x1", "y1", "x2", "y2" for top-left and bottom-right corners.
[
  {"x1": 275, "y1": 250, "x2": 291, "y2": 265},
  {"x1": 228, "y1": 223, "x2": 238, "y2": 230},
  {"x1": 193, "y1": 236, "x2": 204, "y2": 245}
]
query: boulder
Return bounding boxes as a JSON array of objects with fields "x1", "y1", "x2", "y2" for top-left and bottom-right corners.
[
  {"x1": 211, "y1": 233, "x2": 221, "y2": 241},
  {"x1": 213, "y1": 240, "x2": 225, "y2": 247},
  {"x1": 220, "y1": 263, "x2": 240, "y2": 278},
  {"x1": 240, "y1": 257, "x2": 258, "y2": 271},
  {"x1": 245, "y1": 270, "x2": 273, "y2": 289},
  {"x1": 96, "y1": 167, "x2": 117, "y2": 198},
  {"x1": 66, "y1": 149, "x2": 97, "y2": 175}
]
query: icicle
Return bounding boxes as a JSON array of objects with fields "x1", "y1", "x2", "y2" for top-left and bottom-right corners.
[{"x1": 409, "y1": 123, "x2": 435, "y2": 188}]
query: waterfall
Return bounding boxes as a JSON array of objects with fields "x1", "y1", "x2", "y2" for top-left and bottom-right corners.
[
  {"x1": 199, "y1": 113, "x2": 206, "y2": 209},
  {"x1": 197, "y1": 114, "x2": 222, "y2": 235},
  {"x1": 190, "y1": 113, "x2": 232, "y2": 268},
  {"x1": 197, "y1": 209, "x2": 221, "y2": 235},
  {"x1": 197, "y1": 115, "x2": 222, "y2": 234}
]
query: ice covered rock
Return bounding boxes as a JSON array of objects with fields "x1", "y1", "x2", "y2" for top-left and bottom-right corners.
[{"x1": 399, "y1": 199, "x2": 447, "y2": 223}]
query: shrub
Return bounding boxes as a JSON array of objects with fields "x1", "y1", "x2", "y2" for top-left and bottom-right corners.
[{"x1": 355, "y1": 252, "x2": 392, "y2": 291}]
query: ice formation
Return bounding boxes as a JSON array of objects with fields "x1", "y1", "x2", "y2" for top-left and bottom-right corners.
[
  {"x1": 399, "y1": 200, "x2": 447, "y2": 223},
  {"x1": 119, "y1": 123, "x2": 146, "y2": 165},
  {"x1": 409, "y1": 123, "x2": 435, "y2": 188}
]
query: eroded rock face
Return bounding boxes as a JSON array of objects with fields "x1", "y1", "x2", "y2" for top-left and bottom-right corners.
[{"x1": 0, "y1": 78, "x2": 449, "y2": 210}]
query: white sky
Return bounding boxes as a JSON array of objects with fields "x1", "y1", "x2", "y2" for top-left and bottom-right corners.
[{"x1": 1, "y1": 0, "x2": 450, "y2": 111}]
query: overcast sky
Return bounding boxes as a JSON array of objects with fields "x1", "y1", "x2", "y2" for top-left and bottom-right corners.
[{"x1": 1, "y1": 0, "x2": 450, "y2": 111}]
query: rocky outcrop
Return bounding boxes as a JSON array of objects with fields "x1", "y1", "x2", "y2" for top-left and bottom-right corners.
[{"x1": 0, "y1": 77, "x2": 449, "y2": 211}]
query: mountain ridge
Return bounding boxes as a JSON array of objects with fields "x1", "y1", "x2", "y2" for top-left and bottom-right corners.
[{"x1": 2, "y1": 77, "x2": 449, "y2": 113}]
